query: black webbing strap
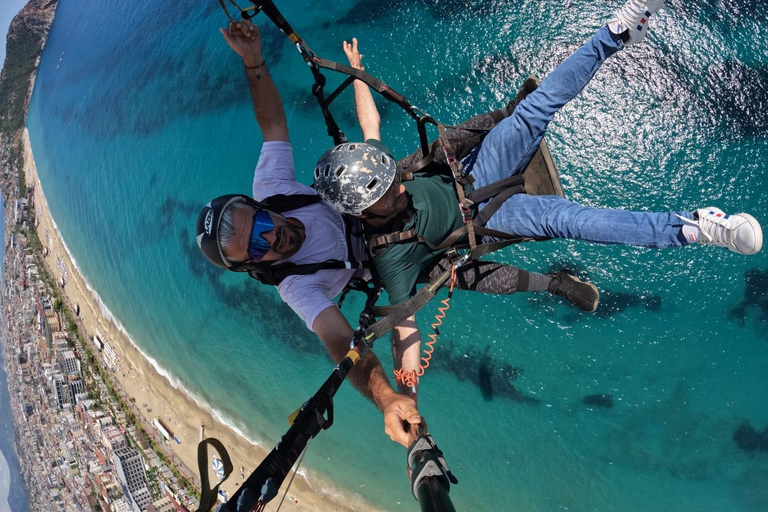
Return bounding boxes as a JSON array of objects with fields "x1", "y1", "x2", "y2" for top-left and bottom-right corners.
[
  {"x1": 465, "y1": 175, "x2": 525, "y2": 206},
  {"x1": 249, "y1": 260, "x2": 369, "y2": 286},
  {"x1": 313, "y1": 58, "x2": 415, "y2": 113},
  {"x1": 197, "y1": 438, "x2": 234, "y2": 512},
  {"x1": 262, "y1": 193, "x2": 321, "y2": 213},
  {"x1": 471, "y1": 183, "x2": 526, "y2": 227},
  {"x1": 201, "y1": 354, "x2": 357, "y2": 512}
]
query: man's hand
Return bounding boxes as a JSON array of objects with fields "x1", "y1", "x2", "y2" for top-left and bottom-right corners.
[
  {"x1": 221, "y1": 21, "x2": 263, "y2": 67},
  {"x1": 382, "y1": 393, "x2": 421, "y2": 447},
  {"x1": 343, "y1": 37, "x2": 364, "y2": 70},
  {"x1": 342, "y1": 37, "x2": 381, "y2": 141}
]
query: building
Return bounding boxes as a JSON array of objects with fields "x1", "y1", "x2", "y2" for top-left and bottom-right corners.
[
  {"x1": 113, "y1": 446, "x2": 151, "y2": 512},
  {"x1": 102, "y1": 426, "x2": 127, "y2": 453},
  {"x1": 60, "y1": 349, "x2": 79, "y2": 377},
  {"x1": 147, "y1": 496, "x2": 175, "y2": 512},
  {"x1": 152, "y1": 418, "x2": 173, "y2": 442},
  {"x1": 53, "y1": 375, "x2": 73, "y2": 409}
]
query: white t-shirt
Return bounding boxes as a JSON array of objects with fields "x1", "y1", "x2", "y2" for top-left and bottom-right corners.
[{"x1": 253, "y1": 141, "x2": 367, "y2": 331}]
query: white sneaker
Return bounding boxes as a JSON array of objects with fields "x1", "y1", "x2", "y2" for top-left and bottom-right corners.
[
  {"x1": 689, "y1": 207, "x2": 763, "y2": 255},
  {"x1": 610, "y1": 0, "x2": 667, "y2": 45}
]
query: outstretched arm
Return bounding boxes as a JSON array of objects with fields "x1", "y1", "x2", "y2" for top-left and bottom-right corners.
[
  {"x1": 313, "y1": 306, "x2": 421, "y2": 447},
  {"x1": 392, "y1": 316, "x2": 422, "y2": 398},
  {"x1": 221, "y1": 21, "x2": 289, "y2": 142},
  {"x1": 343, "y1": 38, "x2": 381, "y2": 142}
]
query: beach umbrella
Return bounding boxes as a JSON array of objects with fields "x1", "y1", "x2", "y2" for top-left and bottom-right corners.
[{"x1": 212, "y1": 455, "x2": 225, "y2": 481}]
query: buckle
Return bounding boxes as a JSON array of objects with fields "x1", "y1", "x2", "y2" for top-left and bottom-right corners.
[{"x1": 459, "y1": 202, "x2": 473, "y2": 224}]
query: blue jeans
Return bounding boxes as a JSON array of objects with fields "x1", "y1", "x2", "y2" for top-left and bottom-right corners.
[{"x1": 465, "y1": 27, "x2": 692, "y2": 248}]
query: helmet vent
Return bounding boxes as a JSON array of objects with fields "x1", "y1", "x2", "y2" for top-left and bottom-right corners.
[
  {"x1": 313, "y1": 166, "x2": 321, "y2": 179},
  {"x1": 380, "y1": 155, "x2": 389, "y2": 165},
  {"x1": 334, "y1": 164, "x2": 346, "y2": 177},
  {"x1": 347, "y1": 144, "x2": 356, "y2": 151},
  {"x1": 366, "y1": 178, "x2": 380, "y2": 190}
]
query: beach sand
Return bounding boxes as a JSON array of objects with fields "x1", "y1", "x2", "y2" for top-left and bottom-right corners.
[{"x1": 21, "y1": 128, "x2": 380, "y2": 512}]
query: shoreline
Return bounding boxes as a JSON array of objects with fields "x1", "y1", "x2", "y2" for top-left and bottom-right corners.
[{"x1": 21, "y1": 128, "x2": 380, "y2": 511}]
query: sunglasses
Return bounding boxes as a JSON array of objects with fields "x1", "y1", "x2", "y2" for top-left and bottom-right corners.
[{"x1": 248, "y1": 210, "x2": 275, "y2": 262}]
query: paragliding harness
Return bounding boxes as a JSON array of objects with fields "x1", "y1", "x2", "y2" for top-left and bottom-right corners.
[
  {"x1": 243, "y1": 193, "x2": 370, "y2": 286},
  {"x1": 367, "y1": 75, "x2": 561, "y2": 260},
  {"x1": 197, "y1": 2, "x2": 562, "y2": 511}
]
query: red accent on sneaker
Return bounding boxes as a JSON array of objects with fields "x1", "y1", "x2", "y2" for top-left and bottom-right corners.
[{"x1": 641, "y1": 17, "x2": 647, "y2": 23}]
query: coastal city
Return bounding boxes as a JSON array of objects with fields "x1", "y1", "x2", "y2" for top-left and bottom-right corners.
[
  {"x1": 0, "y1": 2, "x2": 352, "y2": 511},
  {"x1": 0, "y1": 1, "x2": 211, "y2": 511},
  {"x1": 1, "y1": 138, "x2": 203, "y2": 511}
]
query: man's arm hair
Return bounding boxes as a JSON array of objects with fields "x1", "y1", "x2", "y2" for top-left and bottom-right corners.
[
  {"x1": 244, "y1": 64, "x2": 290, "y2": 143},
  {"x1": 313, "y1": 306, "x2": 396, "y2": 409},
  {"x1": 221, "y1": 22, "x2": 289, "y2": 142},
  {"x1": 314, "y1": 306, "x2": 421, "y2": 447}
]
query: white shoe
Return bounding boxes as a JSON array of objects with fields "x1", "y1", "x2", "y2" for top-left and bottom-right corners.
[
  {"x1": 610, "y1": 0, "x2": 667, "y2": 45},
  {"x1": 689, "y1": 207, "x2": 763, "y2": 255}
]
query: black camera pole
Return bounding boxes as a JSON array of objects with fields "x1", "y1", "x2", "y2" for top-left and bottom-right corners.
[{"x1": 408, "y1": 427, "x2": 459, "y2": 512}]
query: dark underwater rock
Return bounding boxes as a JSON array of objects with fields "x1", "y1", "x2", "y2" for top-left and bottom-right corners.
[
  {"x1": 733, "y1": 423, "x2": 768, "y2": 454},
  {"x1": 582, "y1": 393, "x2": 613, "y2": 408}
]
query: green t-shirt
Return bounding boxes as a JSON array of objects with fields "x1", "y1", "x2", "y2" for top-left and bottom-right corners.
[{"x1": 366, "y1": 171, "x2": 464, "y2": 304}]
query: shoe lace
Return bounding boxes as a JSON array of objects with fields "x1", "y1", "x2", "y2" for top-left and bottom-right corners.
[
  {"x1": 699, "y1": 215, "x2": 734, "y2": 246},
  {"x1": 679, "y1": 213, "x2": 735, "y2": 247}
]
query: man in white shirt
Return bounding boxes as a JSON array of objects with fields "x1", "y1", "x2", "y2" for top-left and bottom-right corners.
[{"x1": 195, "y1": 20, "x2": 422, "y2": 448}]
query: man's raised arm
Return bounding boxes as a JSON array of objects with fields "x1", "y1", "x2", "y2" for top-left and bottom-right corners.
[
  {"x1": 343, "y1": 38, "x2": 381, "y2": 142},
  {"x1": 221, "y1": 21, "x2": 289, "y2": 142}
]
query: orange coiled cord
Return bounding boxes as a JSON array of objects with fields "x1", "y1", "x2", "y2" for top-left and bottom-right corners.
[{"x1": 394, "y1": 267, "x2": 456, "y2": 388}]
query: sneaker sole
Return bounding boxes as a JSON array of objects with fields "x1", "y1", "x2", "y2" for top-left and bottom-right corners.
[{"x1": 571, "y1": 275, "x2": 600, "y2": 312}]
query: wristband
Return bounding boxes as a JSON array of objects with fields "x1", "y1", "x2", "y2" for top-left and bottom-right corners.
[{"x1": 244, "y1": 60, "x2": 266, "y2": 78}]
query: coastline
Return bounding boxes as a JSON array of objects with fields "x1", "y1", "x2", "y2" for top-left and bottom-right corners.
[{"x1": 21, "y1": 128, "x2": 379, "y2": 512}]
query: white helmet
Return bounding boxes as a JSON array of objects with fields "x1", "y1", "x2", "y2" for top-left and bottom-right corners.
[{"x1": 313, "y1": 142, "x2": 398, "y2": 215}]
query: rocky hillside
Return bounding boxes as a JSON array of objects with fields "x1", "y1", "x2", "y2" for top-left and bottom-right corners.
[
  {"x1": 0, "y1": 0, "x2": 59, "y2": 139},
  {"x1": 0, "y1": 0, "x2": 58, "y2": 190}
]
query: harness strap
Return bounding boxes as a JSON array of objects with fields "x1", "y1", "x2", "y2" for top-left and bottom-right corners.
[
  {"x1": 471, "y1": 183, "x2": 526, "y2": 227},
  {"x1": 250, "y1": 260, "x2": 369, "y2": 286},
  {"x1": 363, "y1": 263, "x2": 457, "y2": 341},
  {"x1": 465, "y1": 175, "x2": 525, "y2": 205},
  {"x1": 437, "y1": 124, "x2": 477, "y2": 251},
  {"x1": 262, "y1": 193, "x2": 321, "y2": 212},
  {"x1": 368, "y1": 229, "x2": 420, "y2": 254}
]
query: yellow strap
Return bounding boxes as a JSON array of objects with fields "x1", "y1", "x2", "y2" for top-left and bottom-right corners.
[{"x1": 345, "y1": 349, "x2": 361, "y2": 365}]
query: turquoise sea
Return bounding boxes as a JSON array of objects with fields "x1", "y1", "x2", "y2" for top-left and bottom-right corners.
[{"x1": 25, "y1": 0, "x2": 768, "y2": 510}]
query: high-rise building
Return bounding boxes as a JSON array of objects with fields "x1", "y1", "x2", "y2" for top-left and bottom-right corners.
[{"x1": 113, "y1": 446, "x2": 151, "y2": 511}]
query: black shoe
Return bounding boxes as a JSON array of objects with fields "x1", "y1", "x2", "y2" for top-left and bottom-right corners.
[{"x1": 547, "y1": 271, "x2": 599, "y2": 312}]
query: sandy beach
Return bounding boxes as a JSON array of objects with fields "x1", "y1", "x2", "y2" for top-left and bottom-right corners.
[{"x1": 21, "y1": 128, "x2": 378, "y2": 512}]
